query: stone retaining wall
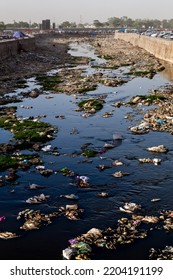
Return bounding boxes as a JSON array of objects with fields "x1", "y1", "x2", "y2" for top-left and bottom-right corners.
[
  {"x1": 0, "y1": 37, "x2": 36, "y2": 60},
  {"x1": 115, "y1": 33, "x2": 173, "y2": 64}
]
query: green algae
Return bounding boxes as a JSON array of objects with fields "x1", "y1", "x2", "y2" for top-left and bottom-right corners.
[
  {"x1": 78, "y1": 99, "x2": 104, "y2": 111},
  {"x1": 0, "y1": 154, "x2": 39, "y2": 171},
  {"x1": 126, "y1": 70, "x2": 156, "y2": 77},
  {"x1": 78, "y1": 85, "x2": 97, "y2": 93},
  {"x1": 128, "y1": 94, "x2": 166, "y2": 106},
  {"x1": 0, "y1": 117, "x2": 54, "y2": 143},
  {"x1": 82, "y1": 149, "x2": 98, "y2": 157},
  {"x1": 36, "y1": 74, "x2": 63, "y2": 91}
]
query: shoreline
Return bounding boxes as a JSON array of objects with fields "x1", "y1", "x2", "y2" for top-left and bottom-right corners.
[{"x1": 0, "y1": 34, "x2": 165, "y2": 96}]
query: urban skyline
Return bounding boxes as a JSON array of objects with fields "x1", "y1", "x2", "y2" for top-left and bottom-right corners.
[{"x1": 1, "y1": 0, "x2": 173, "y2": 25}]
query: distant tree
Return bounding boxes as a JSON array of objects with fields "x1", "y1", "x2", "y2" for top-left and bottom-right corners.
[
  {"x1": 60, "y1": 21, "x2": 72, "y2": 28},
  {"x1": 107, "y1": 17, "x2": 122, "y2": 27},
  {"x1": 0, "y1": 21, "x2": 5, "y2": 31},
  {"x1": 123, "y1": 18, "x2": 134, "y2": 28},
  {"x1": 93, "y1": 20, "x2": 103, "y2": 28},
  {"x1": 6, "y1": 21, "x2": 30, "y2": 29},
  {"x1": 31, "y1": 22, "x2": 39, "y2": 28},
  {"x1": 162, "y1": 19, "x2": 170, "y2": 29},
  {"x1": 168, "y1": 19, "x2": 173, "y2": 29},
  {"x1": 152, "y1": 19, "x2": 161, "y2": 29},
  {"x1": 70, "y1": 22, "x2": 77, "y2": 28},
  {"x1": 78, "y1": 23, "x2": 85, "y2": 28}
]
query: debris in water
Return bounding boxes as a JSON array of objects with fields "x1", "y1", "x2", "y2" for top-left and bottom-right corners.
[
  {"x1": 0, "y1": 232, "x2": 19, "y2": 239},
  {"x1": 119, "y1": 202, "x2": 141, "y2": 213},
  {"x1": 26, "y1": 193, "x2": 49, "y2": 204},
  {"x1": 146, "y1": 145, "x2": 168, "y2": 153},
  {"x1": 112, "y1": 171, "x2": 129, "y2": 178}
]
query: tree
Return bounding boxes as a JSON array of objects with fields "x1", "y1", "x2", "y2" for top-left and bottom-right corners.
[
  {"x1": 60, "y1": 21, "x2": 72, "y2": 28},
  {"x1": 93, "y1": 20, "x2": 103, "y2": 28},
  {"x1": 0, "y1": 21, "x2": 5, "y2": 31},
  {"x1": 31, "y1": 22, "x2": 39, "y2": 28},
  {"x1": 162, "y1": 19, "x2": 170, "y2": 29},
  {"x1": 107, "y1": 17, "x2": 122, "y2": 27}
]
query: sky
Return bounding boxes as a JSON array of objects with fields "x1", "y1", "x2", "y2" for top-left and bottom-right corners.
[{"x1": 1, "y1": 0, "x2": 173, "y2": 24}]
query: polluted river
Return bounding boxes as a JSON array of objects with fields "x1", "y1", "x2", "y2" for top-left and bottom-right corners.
[{"x1": 1, "y1": 40, "x2": 173, "y2": 260}]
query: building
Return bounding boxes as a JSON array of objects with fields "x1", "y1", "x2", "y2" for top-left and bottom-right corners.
[{"x1": 42, "y1": 19, "x2": 51, "y2": 30}]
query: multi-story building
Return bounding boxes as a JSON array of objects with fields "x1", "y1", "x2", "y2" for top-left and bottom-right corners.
[{"x1": 42, "y1": 19, "x2": 51, "y2": 30}]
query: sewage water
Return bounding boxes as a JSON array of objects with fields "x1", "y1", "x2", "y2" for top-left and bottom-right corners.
[{"x1": 1, "y1": 42, "x2": 173, "y2": 260}]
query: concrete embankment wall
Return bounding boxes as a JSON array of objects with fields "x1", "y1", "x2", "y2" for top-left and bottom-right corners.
[
  {"x1": 0, "y1": 37, "x2": 36, "y2": 60},
  {"x1": 115, "y1": 33, "x2": 173, "y2": 64}
]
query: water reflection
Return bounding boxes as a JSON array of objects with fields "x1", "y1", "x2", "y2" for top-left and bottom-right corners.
[{"x1": 1, "y1": 41, "x2": 173, "y2": 260}]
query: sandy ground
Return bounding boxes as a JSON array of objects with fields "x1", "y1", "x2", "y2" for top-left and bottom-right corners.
[{"x1": 0, "y1": 34, "x2": 164, "y2": 96}]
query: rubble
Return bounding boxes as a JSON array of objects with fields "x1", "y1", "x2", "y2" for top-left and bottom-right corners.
[
  {"x1": 149, "y1": 246, "x2": 173, "y2": 260},
  {"x1": 59, "y1": 204, "x2": 84, "y2": 220},
  {"x1": 17, "y1": 209, "x2": 58, "y2": 231}
]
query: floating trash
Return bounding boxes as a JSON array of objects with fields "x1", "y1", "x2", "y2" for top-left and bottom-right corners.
[
  {"x1": 149, "y1": 246, "x2": 173, "y2": 260},
  {"x1": 97, "y1": 192, "x2": 109, "y2": 197},
  {"x1": 102, "y1": 112, "x2": 113, "y2": 118},
  {"x1": 146, "y1": 145, "x2": 168, "y2": 153},
  {"x1": 59, "y1": 204, "x2": 84, "y2": 220},
  {"x1": 0, "y1": 216, "x2": 5, "y2": 222},
  {"x1": 163, "y1": 218, "x2": 173, "y2": 231},
  {"x1": 96, "y1": 164, "x2": 112, "y2": 171},
  {"x1": 55, "y1": 115, "x2": 65, "y2": 119},
  {"x1": 35, "y1": 165, "x2": 45, "y2": 170},
  {"x1": 138, "y1": 158, "x2": 161, "y2": 165},
  {"x1": 112, "y1": 160, "x2": 124, "y2": 166},
  {"x1": 61, "y1": 167, "x2": 76, "y2": 177},
  {"x1": 17, "y1": 209, "x2": 58, "y2": 231},
  {"x1": 41, "y1": 145, "x2": 52, "y2": 152},
  {"x1": 60, "y1": 194, "x2": 79, "y2": 200},
  {"x1": 103, "y1": 143, "x2": 114, "y2": 149},
  {"x1": 119, "y1": 202, "x2": 141, "y2": 213},
  {"x1": 26, "y1": 193, "x2": 49, "y2": 204},
  {"x1": 141, "y1": 216, "x2": 160, "y2": 223},
  {"x1": 62, "y1": 248, "x2": 77, "y2": 260},
  {"x1": 39, "y1": 169, "x2": 53, "y2": 176},
  {"x1": 28, "y1": 183, "x2": 46, "y2": 190},
  {"x1": 0, "y1": 232, "x2": 19, "y2": 239},
  {"x1": 75, "y1": 176, "x2": 90, "y2": 187},
  {"x1": 151, "y1": 198, "x2": 161, "y2": 202},
  {"x1": 112, "y1": 171, "x2": 129, "y2": 178},
  {"x1": 130, "y1": 122, "x2": 150, "y2": 134}
]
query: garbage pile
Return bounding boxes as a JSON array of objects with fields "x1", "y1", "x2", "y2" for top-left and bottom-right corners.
[
  {"x1": 149, "y1": 246, "x2": 173, "y2": 260},
  {"x1": 17, "y1": 209, "x2": 59, "y2": 231},
  {"x1": 62, "y1": 203, "x2": 173, "y2": 260}
]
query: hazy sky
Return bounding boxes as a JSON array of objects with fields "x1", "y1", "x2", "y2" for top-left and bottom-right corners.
[{"x1": 1, "y1": 0, "x2": 173, "y2": 24}]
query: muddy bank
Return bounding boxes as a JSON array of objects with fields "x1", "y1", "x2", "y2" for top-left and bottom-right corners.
[
  {"x1": 0, "y1": 34, "x2": 165, "y2": 96},
  {"x1": 0, "y1": 35, "x2": 77, "y2": 95}
]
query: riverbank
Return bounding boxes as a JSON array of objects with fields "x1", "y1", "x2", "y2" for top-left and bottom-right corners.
[
  {"x1": 0, "y1": 34, "x2": 165, "y2": 95},
  {"x1": 1, "y1": 35, "x2": 173, "y2": 260}
]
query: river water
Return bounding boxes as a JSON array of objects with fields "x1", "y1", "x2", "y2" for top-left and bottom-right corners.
[{"x1": 1, "y1": 41, "x2": 173, "y2": 260}]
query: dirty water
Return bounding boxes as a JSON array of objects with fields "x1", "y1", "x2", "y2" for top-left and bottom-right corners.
[{"x1": 1, "y1": 42, "x2": 173, "y2": 260}]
